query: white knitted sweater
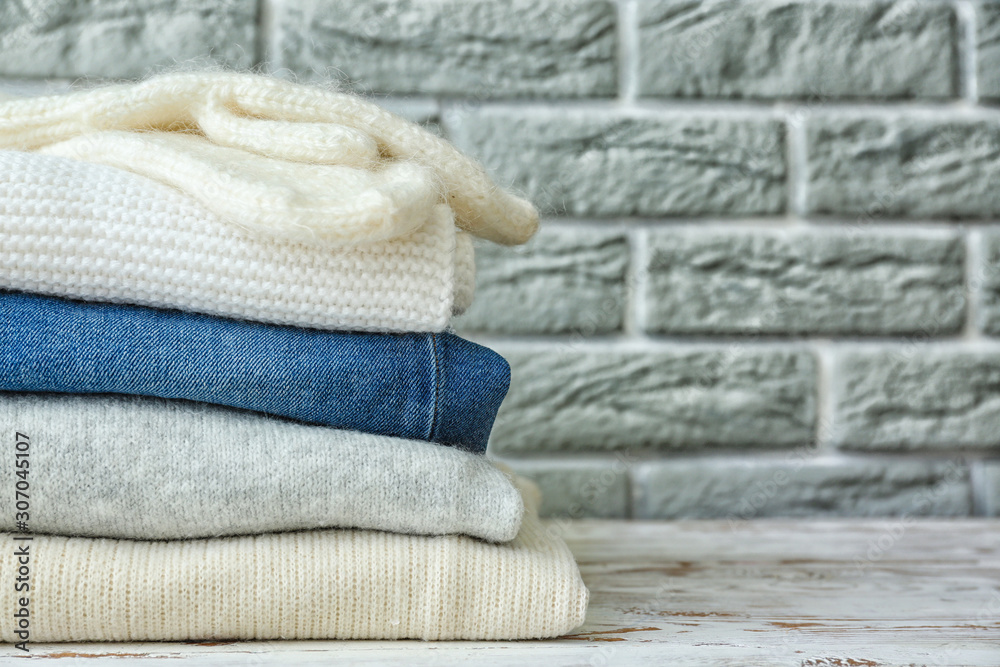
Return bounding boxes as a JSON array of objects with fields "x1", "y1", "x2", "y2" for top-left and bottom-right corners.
[
  {"x1": 0, "y1": 71, "x2": 538, "y2": 247},
  {"x1": 0, "y1": 476, "x2": 589, "y2": 641},
  {"x1": 0, "y1": 392, "x2": 523, "y2": 542},
  {"x1": 0, "y1": 150, "x2": 473, "y2": 332}
]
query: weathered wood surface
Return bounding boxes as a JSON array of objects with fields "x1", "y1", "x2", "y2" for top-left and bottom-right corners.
[{"x1": 12, "y1": 520, "x2": 1000, "y2": 666}]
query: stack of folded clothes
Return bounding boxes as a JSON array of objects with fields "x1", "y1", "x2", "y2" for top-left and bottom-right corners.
[{"x1": 0, "y1": 72, "x2": 588, "y2": 643}]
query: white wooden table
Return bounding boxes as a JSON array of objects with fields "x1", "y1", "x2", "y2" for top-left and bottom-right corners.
[{"x1": 10, "y1": 520, "x2": 1000, "y2": 666}]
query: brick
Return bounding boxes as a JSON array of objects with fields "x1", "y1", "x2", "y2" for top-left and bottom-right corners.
[
  {"x1": 0, "y1": 0, "x2": 256, "y2": 78},
  {"x1": 633, "y1": 458, "x2": 972, "y2": 519},
  {"x1": 503, "y1": 459, "x2": 630, "y2": 518},
  {"x1": 0, "y1": 79, "x2": 72, "y2": 97},
  {"x1": 488, "y1": 345, "x2": 815, "y2": 454},
  {"x1": 455, "y1": 227, "x2": 629, "y2": 335},
  {"x1": 637, "y1": 0, "x2": 956, "y2": 100},
  {"x1": 374, "y1": 98, "x2": 438, "y2": 125},
  {"x1": 644, "y1": 229, "x2": 965, "y2": 335},
  {"x1": 834, "y1": 349, "x2": 1000, "y2": 451},
  {"x1": 446, "y1": 110, "x2": 786, "y2": 217},
  {"x1": 806, "y1": 117, "x2": 1000, "y2": 218},
  {"x1": 978, "y1": 2, "x2": 1000, "y2": 100},
  {"x1": 269, "y1": 0, "x2": 617, "y2": 98}
]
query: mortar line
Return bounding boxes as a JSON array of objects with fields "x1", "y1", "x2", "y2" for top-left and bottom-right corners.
[
  {"x1": 811, "y1": 341, "x2": 837, "y2": 454},
  {"x1": 781, "y1": 107, "x2": 810, "y2": 220},
  {"x1": 616, "y1": 0, "x2": 640, "y2": 105},
  {"x1": 965, "y1": 228, "x2": 984, "y2": 340},
  {"x1": 957, "y1": 0, "x2": 979, "y2": 103},
  {"x1": 493, "y1": 450, "x2": 993, "y2": 465},
  {"x1": 466, "y1": 333, "x2": 1000, "y2": 349},
  {"x1": 434, "y1": 97, "x2": 998, "y2": 115},
  {"x1": 624, "y1": 460, "x2": 636, "y2": 519},
  {"x1": 969, "y1": 460, "x2": 988, "y2": 516},
  {"x1": 530, "y1": 217, "x2": 994, "y2": 233},
  {"x1": 627, "y1": 227, "x2": 650, "y2": 337},
  {"x1": 254, "y1": 0, "x2": 274, "y2": 70}
]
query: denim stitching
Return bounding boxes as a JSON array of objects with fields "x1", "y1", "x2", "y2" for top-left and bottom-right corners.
[{"x1": 428, "y1": 333, "x2": 442, "y2": 442}]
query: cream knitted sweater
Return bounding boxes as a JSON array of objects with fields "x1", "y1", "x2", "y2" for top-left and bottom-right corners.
[
  {"x1": 0, "y1": 71, "x2": 538, "y2": 247},
  {"x1": 0, "y1": 476, "x2": 589, "y2": 641},
  {"x1": 0, "y1": 392, "x2": 523, "y2": 542},
  {"x1": 0, "y1": 150, "x2": 473, "y2": 332}
]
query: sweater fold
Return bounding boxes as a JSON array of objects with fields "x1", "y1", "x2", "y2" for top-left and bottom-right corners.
[
  {"x1": 0, "y1": 475, "x2": 588, "y2": 641},
  {"x1": 0, "y1": 392, "x2": 523, "y2": 542},
  {"x1": 0, "y1": 150, "x2": 474, "y2": 333}
]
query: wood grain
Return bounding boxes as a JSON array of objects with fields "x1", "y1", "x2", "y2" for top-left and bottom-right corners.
[{"x1": 12, "y1": 519, "x2": 1000, "y2": 666}]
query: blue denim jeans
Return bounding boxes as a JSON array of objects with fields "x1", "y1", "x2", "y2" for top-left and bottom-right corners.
[{"x1": 0, "y1": 292, "x2": 509, "y2": 452}]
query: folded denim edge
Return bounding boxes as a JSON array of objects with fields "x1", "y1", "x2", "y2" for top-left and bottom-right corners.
[{"x1": 431, "y1": 334, "x2": 511, "y2": 452}]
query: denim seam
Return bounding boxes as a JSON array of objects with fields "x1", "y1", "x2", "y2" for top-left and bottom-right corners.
[{"x1": 428, "y1": 333, "x2": 442, "y2": 442}]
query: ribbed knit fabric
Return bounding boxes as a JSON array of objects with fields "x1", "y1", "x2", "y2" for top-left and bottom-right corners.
[
  {"x1": 0, "y1": 475, "x2": 589, "y2": 641},
  {"x1": 0, "y1": 71, "x2": 539, "y2": 247},
  {"x1": 0, "y1": 292, "x2": 510, "y2": 451},
  {"x1": 0, "y1": 150, "x2": 473, "y2": 332},
  {"x1": 0, "y1": 392, "x2": 523, "y2": 542}
]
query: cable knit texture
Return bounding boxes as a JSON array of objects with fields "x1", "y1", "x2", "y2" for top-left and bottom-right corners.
[
  {"x1": 0, "y1": 392, "x2": 523, "y2": 542},
  {"x1": 0, "y1": 71, "x2": 539, "y2": 247},
  {"x1": 0, "y1": 475, "x2": 588, "y2": 641},
  {"x1": 0, "y1": 150, "x2": 472, "y2": 332}
]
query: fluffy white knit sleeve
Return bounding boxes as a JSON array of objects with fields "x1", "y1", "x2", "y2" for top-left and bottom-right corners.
[
  {"x1": 0, "y1": 149, "x2": 473, "y2": 332},
  {"x1": 0, "y1": 71, "x2": 539, "y2": 247}
]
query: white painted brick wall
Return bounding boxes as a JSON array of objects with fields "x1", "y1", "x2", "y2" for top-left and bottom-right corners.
[{"x1": 2, "y1": 0, "x2": 998, "y2": 518}]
